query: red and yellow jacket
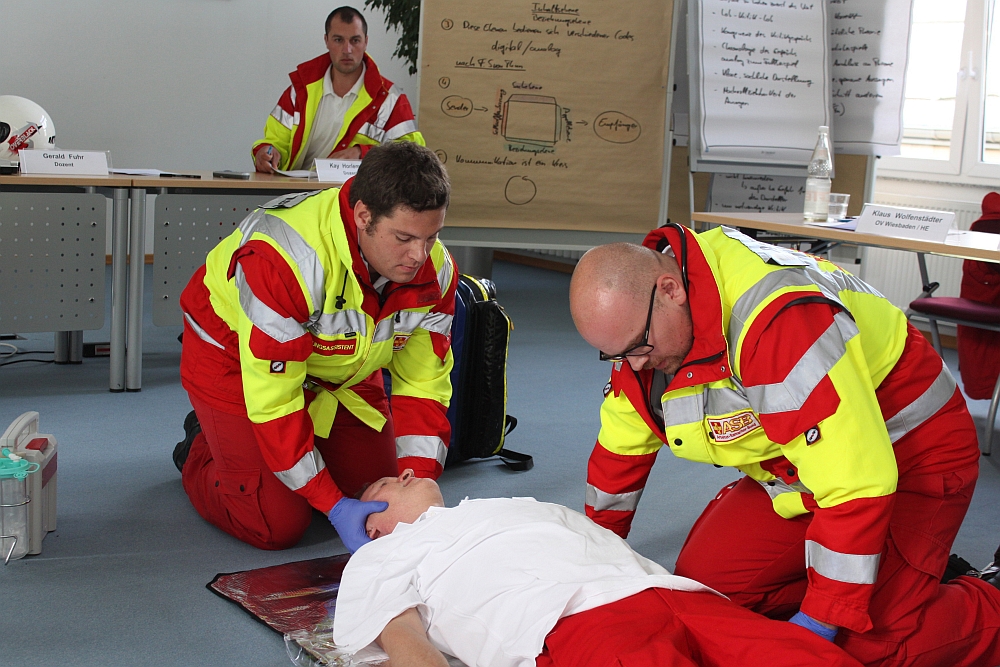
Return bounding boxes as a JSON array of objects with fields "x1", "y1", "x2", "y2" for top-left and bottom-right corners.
[
  {"x1": 179, "y1": 183, "x2": 456, "y2": 514},
  {"x1": 586, "y1": 225, "x2": 975, "y2": 632},
  {"x1": 252, "y1": 53, "x2": 424, "y2": 170}
]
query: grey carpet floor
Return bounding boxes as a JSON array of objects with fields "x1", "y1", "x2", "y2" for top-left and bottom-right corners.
[{"x1": 1, "y1": 261, "x2": 998, "y2": 667}]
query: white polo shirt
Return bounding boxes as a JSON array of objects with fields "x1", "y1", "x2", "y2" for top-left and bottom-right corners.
[
  {"x1": 333, "y1": 498, "x2": 717, "y2": 667},
  {"x1": 296, "y1": 64, "x2": 366, "y2": 169}
]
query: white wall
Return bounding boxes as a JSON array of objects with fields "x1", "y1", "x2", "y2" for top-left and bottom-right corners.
[{"x1": 0, "y1": 1, "x2": 418, "y2": 172}]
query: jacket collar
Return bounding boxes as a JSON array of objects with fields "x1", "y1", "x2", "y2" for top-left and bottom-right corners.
[
  {"x1": 641, "y1": 225, "x2": 732, "y2": 391},
  {"x1": 294, "y1": 53, "x2": 387, "y2": 99}
]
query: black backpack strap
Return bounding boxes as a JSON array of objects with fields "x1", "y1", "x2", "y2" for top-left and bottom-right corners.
[
  {"x1": 497, "y1": 415, "x2": 531, "y2": 470},
  {"x1": 498, "y1": 448, "x2": 532, "y2": 471}
]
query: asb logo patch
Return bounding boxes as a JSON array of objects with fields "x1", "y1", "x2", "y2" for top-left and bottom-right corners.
[
  {"x1": 393, "y1": 334, "x2": 411, "y2": 351},
  {"x1": 707, "y1": 410, "x2": 762, "y2": 443},
  {"x1": 805, "y1": 425, "x2": 821, "y2": 445},
  {"x1": 603, "y1": 381, "x2": 612, "y2": 397},
  {"x1": 312, "y1": 337, "x2": 358, "y2": 356},
  {"x1": 269, "y1": 361, "x2": 286, "y2": 374}
]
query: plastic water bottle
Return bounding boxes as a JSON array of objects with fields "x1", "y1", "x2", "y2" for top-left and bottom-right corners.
[{"x1": 803, "y1": 126, "x2": 833, "y2": 222}]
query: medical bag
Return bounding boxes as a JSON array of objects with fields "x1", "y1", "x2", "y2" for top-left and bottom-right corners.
[{"x1": 445, "y1": 275, "x2": 531, "y2": 471}]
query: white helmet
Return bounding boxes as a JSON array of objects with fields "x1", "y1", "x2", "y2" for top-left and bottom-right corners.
[{"x1": 0, "y1": 96, "x2": 56, "y2": 162}]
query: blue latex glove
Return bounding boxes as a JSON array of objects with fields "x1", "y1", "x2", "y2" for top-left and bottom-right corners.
[
  {"x1": 789, "y1": 611, "x2": 838, "y2": 642},
  {"x1": 327, "y1": 498, "x2": 389, "y2": 554}
]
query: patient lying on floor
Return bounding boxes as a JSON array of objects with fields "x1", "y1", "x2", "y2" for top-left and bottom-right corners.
[{"x1": 332, "y1": 470, "x2": 863, "y2": 667}]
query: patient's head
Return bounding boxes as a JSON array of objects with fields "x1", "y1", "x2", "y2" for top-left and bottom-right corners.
[{"x1": 361, "y1": 469, "x2": 445, "y2": 539}]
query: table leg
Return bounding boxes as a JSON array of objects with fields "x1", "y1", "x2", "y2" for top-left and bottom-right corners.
[
  {"x1": 110, "y1": 188, "x2": 129, "y2": 391},
  {"x1": 126, "y1": 188, "x2": 146, "y2": 391}
]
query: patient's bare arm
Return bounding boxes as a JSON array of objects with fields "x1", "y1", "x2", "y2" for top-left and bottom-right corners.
[{"x1": 377, "y1": 608, "x2": 449, "y2": 667}]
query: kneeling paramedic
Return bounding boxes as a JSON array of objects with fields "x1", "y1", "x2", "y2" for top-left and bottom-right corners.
[
  {"x1": 174, "y1": 142, "x2": 457, "y2": 553},
  {"x1": 569, "y1": 227, "x2": 1000, "y2": 667}
]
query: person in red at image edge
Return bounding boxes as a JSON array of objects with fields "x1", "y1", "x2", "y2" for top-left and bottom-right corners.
[
  {"x1": 569, "y1": 224, "x2": 1000, "y2": 667},
  {"x1": 174, "y1": 142, "x2": 457, "y2": 553},
  {"x1": 251, "y1": 6, "x2": 424, "y2": 173}
]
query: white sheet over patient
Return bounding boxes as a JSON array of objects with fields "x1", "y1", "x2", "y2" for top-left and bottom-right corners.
[{"x1": 333, "y1": 497, "x2": 717, "y2": 667}]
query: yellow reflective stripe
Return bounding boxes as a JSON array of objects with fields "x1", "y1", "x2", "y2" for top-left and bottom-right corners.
[
  {"x1": 183, "y1": 312, "x2": 225, "y2": 350},
  {"x1": 885, "y1": 362, "x2": 956, "y2": 443},
  {"x1": 805, "y1": 540, "x2": 879, "y2": 585},
  {"x1": 744, "y1": 312, "x2": 858, "y2": 414},
  {"x1": 586, "y1": 484, "x2": 643, "y2": 512},
  {"x1": 238, "y1": 211, "x2": 325, "y2": 314},
  {"x1": 396, "y1": 435, "x2": 447, "y2": 468},
  {"x1": 275, "y1": 447, "x2": 327, "y2": 491},
  {"x1": 234, "y1": 265, "x2": 307, "y2": 343}
]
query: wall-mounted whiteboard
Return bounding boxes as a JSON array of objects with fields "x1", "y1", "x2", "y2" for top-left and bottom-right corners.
[{"x1": 417, "y1": 0, "x2": 673, "y2": 233}]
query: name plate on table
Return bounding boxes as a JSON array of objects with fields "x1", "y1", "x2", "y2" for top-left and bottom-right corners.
[
  {"x1": 314, "y1": 159, "x2": 360, "y2": 183},
  {"x1": 19, "y1": 150, "x2": 109, "y2": 176},
  {"x1": 853, "y1": 204, "x2": 955, "y2": 243}
]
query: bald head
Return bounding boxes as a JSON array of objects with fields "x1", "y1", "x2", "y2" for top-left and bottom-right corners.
[{"x1": 570, "y1": 242, "x2": 692, "y2": 372}]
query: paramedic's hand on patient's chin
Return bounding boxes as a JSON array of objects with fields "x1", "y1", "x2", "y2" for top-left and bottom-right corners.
[
  {"x1": 789, "y1": 611, "x2": 839, "y2": 642},
  {"x1": 328, "y1": 498, "x2": 389, "y2": 553}
]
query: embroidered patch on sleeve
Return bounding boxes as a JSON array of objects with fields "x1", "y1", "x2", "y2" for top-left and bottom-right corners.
[
  {"x1": 393, "y1": 334, "x2": 411, "y2": 351},
  {"x1": 707, "y1": 410, "x2": 762, "y2": 443}
]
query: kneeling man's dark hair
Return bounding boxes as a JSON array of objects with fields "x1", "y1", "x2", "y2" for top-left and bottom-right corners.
[{"x1": 350, "y1": 143, "x2": 450, "y2": 224}]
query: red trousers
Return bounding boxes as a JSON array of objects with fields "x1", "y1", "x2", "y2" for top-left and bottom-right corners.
[
  {"x1": 536, "y1": 587, "x2": 864, "y2": 667},
  {"x1": 182, "y1": 380, "x2": 398, "y2": 550},
  {"x1": 674, "y1": 473, "x2": 1000, "y2": 667}
]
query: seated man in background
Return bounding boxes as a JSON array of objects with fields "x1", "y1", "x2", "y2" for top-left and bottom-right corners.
[
  {"x1": 252, "y1": 6, "x2": 423, "y2": 173},
  {"x1": 332, "y1": 471, "x2": 864, "y2": 667}
]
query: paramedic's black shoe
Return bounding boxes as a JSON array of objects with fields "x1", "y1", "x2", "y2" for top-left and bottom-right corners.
[
  {"x1": 942, "y1": 554, "x2": 978, "y2": 583},
  {"x1": 978, "y1": 543, "x2": 1000, "y2": 591},
  {"x1": 173, "y1": 410, "x2": 201, "y2": 473}
]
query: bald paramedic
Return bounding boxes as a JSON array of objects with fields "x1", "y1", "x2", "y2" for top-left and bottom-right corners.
[
  {"x1": 173, "y1": 142, "x2": 457, "y2": 553},
  {"x1": 252, "y1": 6, "x2": 424, "y2": 173},
  {"x1": 332, "y1": 471, "x2": 865, "y2": 667},
  {"x1": 569, "y1": 225, "x2": 1000, "y2": 667}
]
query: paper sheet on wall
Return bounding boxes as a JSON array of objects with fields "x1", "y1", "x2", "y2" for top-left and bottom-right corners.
[
  {"x1": 828, "y1": 0, "x2": 914, "y2": 156},
  {"x1": 418, "y1": 0, "x2": 672, "y2": 233},
  {"x1": 691, "y1": 0, "x2": 831, "y2": 167},
  {"x1": 708, "y1": 173, "x2": 806, "y2": 213}
]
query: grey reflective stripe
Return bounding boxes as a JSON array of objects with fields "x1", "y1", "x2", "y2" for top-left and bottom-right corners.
[
  {"x1": 744, "y1": 312, "x2": 858, "y2": 414},
  {"x1": 419, "y1": 311, "x2": 454, "y2": 336},
  {"x1": 663, "y1": 393, "x2": 704, "y2": 427},
  {"x1": 664, "y1": 384, "x2": 755, "y2": 428},
  {"x1": 757, "y1": 478, "x2": 812, "y2": 499},
  {"x1": 357, "y1": 122, "x2": 386, "y2": 144},
  {"x1": 396, "y1": 435, "x2": 448, "y2": 468},
  {"x1": 805, "y1": 540, "x2": 880, "y2": 585},
  {"x1": 235, "y1": 266, "x2": 307, "y2": 343},
  {"x1": 437, "y1": 253, "x2": 455, "y2": 294},
  {"x1": 373, "y1": 318, "x2": 396, "y2": 344},
  {"x1": 884, "y1": 362, "x2": 957, "y2": 443},
  {"x1": 384, "y1": 119, "x2": 418, "y2": 142},
  {"x1": 183, "y1": 312, "x2": 225, "y2": 350},
  {"x1": 275, "y1": 448, "x2": 327, "y2": 491},
  {"x1": 586, "y1": 484, "x2": 644, "y2": 512},
  {"x1": 394, "y1": 310, "x2": 427, "y2": 335},
  {"x1": 313, "y1": 309, "x2": 367, "y2": 337},
  {"x1": 704, "y1": 384, "x2": 752, "y2": 417},
  {"x1": 270, "y1": 104, "x2": 295, "y2": 130},
  {"x1": 238, "y1": 211, "x2": 325, "y2": 315}
]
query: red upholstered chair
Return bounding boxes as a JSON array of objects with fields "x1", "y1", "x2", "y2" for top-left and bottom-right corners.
[{"x1": 908, "y1": 193, "x2": 1000, "y2": 455}]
